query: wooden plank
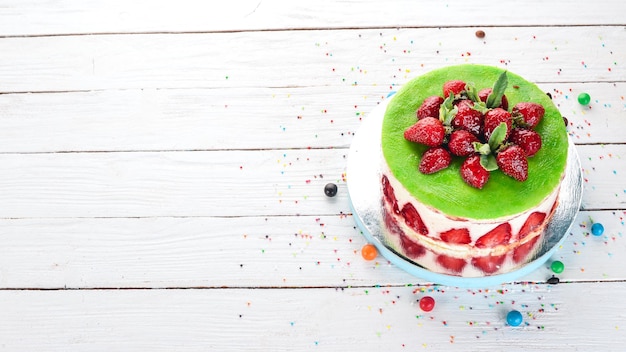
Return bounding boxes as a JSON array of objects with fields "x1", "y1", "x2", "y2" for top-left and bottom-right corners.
[
  {"x1": 0, "y1": 145, "x2": 620, "y2": 219},
  {"x1": 0, "y1": 82, "x2": 622, "y2": 153},
  {"x1": 1, "y1": 282, "x2": 625, "y2": 351},
  {"x1": 0, "y1": 0, "x2": 624, "y2": 36},
  {"x1": 0, "y1": 26, "x2": 624, "y2": 93},
  {"x1": 0, "y1": 210, "x2": 623, "y2": 289}
]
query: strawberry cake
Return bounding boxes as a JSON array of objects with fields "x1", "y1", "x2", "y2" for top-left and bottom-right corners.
[{"x1": 380, "y1": 64, "x2": 569, "y2": 277}]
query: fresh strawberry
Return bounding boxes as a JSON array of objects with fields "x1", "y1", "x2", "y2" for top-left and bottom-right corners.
[
  {"x1": 443, "y1": 80, "x2": 467, "y2": 98},
  {"x1": 512, "y1": 236, "x2": 540, "y2": 263},
  {"x1": 483, "y1": 108, "x2": 512, "y2": 141},
  {"x1": 471, "y1": 254, "x2": 506, "y2": 274},
  {"x1": 475, "y1": 223, "x2": 512, "y2": 248},
  {"x1": 451, "y1": 100, "x2": 483, "y2": 136},
  {"x1": 381, "y1": 175, "x2": 400, "y2": 214},
  {"x1": 382, "y1": 205, "x2": 404, "y2": 236},
  {"x1": 510, "y1": 128, "x2": 542, "y2": 157},
  {"x1": 517, "y1": 212, "x2": 547, "y2": 240},
  {"x1": 512, "y1": 102, "x2": 545, "y2": 128},
  {"x1": 496, "y1": 145, "x2": 528, "y2": 181},
  {"x1": 400, "y1": 203, "x2": 429, "y2": 235},
  {"x1": 419, "y1": 147, "x2": 451, "y2": 174},
  {"x1": 460, "y1": 154, "x2": 490, "y2": 189},
  {"x1": 478, "y1": 88, "x2": 509, "y2": 110},
  {"x1": 440, "y1": 228, "x2": 471, "y2": 244},
  {"x1": 384, "y1": 205, "x2": 426, "y2": 260},
  {"x1": 404, "y1": 117, "x2": 445, "y2": 147},
  {"x1": 436, "y1": 255, "x2": 467, "y2": 274},
  {"x1": 448, "y1": 130, "x2": 479, "y2": 156},
  {"x1": 399, "y1": 233, "x2": 427, "y2": 259},
  {"x1": 417, "y1": 96, "x2": 445, "y2": 120}
]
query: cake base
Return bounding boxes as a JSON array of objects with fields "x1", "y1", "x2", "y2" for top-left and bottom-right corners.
[{"x1": 347, "y1": 97, "x2": 582, "y2": 288}]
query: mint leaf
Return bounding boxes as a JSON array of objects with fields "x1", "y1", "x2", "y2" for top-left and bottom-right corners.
[
  {"x1": 471, "y1": 101, "x2": 490, "y2": 114},
  {"x1": 444, "y1": 106, "x2": 458, "y2": 125},
  {"x1": 439, "y1": 95, "x2": 458, "y2": 125},
  {"x1": 488, "y1": 122, "x2": 508, "y2": 151},
  {"x1": 480, "y1": 154, "x2": 499, "y2": 171},
  {"x1": 473, "y1": 142, "x2": 491, "y2": 155},
  {"x1": 442, "y1": 94, "x2": 454, "y2": 111},
  {"x1": 465, "y1": 82, "x2": 480, "y2": 102},
  {"x1": 485, "y1": 71, "x2": 508, "y2": 108}
]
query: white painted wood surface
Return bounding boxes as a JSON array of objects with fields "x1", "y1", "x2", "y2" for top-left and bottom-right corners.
[{"x1": 0, "y1": 1, "x2": 624, "y2": 351}]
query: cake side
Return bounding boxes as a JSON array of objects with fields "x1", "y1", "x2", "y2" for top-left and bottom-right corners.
[
  {"x1": 381, "y1": 168, "x2": 561, "y2": 276},
  {"x1": 381, "y1": 64, "x2": 568, "y2": 220}
]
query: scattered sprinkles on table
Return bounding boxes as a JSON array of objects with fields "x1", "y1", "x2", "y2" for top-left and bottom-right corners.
[{"x1": 230, "y1": 26, "x2": 624, "y2": 348}]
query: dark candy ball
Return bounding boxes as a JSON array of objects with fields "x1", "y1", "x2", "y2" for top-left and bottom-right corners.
[{"x1": 324, "y1": 183, "x2": 338, "y2": 197}]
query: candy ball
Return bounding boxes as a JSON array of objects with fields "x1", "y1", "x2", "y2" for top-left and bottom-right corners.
[
  {"x1": 547, "y1": 276, "x2": 560, "y2": 285},
  {"x1": 324, "y1": 183, "x2": 338, "y2": 197},
  {"x1": 577, "y1": 92, "x2": 591, "y2": 105},
  {"x1": 507, "y1": 310, "x2": 523, "y2": 327},
  {"x1": 591, "y1": 222, "x2": 604, "y2": 236},
  {"x1": 551, "y1": 260, "x2": 564, "y2": 274},
  {"x1": 419, "y1": 296, "x2": 435, "y2": 312},
  {"x1": 361, "y1": 243, "x2": 378, "y2": 261}
]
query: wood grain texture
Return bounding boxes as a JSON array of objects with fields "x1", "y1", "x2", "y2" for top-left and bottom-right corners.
[
  {"x1": 0, "y1": 26, "x2": 624, "y2": 94},
  {"x1": 0, "y1": 82, "x2": 623, "y2": 153},
  {"x1": 0, "y1": 2, "x2": 624, "y2": 350},
  {"x1": 0, "y1": 210, "x2": 623, "y2": 289},
  {"x1": 1, "y1": 282, "x2": 625, "y2": 351},
  {"x1": 0, "y1": 0, "x2": 624, "y2": 37},
  {"x1": 0, "y1": 145, "x2": 621, "y2": 219}
]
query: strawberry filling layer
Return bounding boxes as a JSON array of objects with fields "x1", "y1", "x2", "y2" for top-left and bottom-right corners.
[{"x1": 381, "y1": 173, "x2": 559, "y2": 277}]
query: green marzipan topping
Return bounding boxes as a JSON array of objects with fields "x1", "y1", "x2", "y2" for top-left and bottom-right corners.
[{"x1": 381, "y1": 64, "x2": 568, "y2": 220}]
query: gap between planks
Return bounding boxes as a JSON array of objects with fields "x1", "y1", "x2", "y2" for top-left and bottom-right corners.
[
  {"x1": 1, "y1": 23, "x2": 624, "y2": 39},
  {"x1": 0, "y1": 142, "x2": 623, "y2": 155},
  {"x1": 1, "y1": 80, "x2": 626, "y2": 96},
  {"x1": 2, "y1": 278, "x2": 626, "y2": 291},
  {"x1": 0, "y1": 206, "x2": 623, "y2": 221}
]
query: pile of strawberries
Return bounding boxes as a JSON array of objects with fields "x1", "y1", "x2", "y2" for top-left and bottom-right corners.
[{"x1": 403, "y1": 72, "x2": 545, "y2": 189}]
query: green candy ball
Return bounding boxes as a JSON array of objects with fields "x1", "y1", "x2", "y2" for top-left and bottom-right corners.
[
  {"x1": 577, "y1": 92, "x2": 591, "y2": 105},
  {"x1": 551, "y1": 260, "x2": 565, "y2": 274}
]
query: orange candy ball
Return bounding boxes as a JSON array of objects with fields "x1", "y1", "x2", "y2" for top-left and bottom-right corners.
[{"x1": 361, "y1": 243, "x2": 378, "y2": 261}]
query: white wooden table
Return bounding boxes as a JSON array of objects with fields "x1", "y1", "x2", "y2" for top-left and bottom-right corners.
[{"x1": 1, "y1": 1, "x2": 625, "y2": 350}]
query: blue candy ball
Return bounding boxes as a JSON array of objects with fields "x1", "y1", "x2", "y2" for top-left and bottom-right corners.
[
  {"x1": 591, "y1": 223, "x2": 604, "y2": 236},
  {"x1": 507, "y1": 310, "x2": 523, "y2": 327}
]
